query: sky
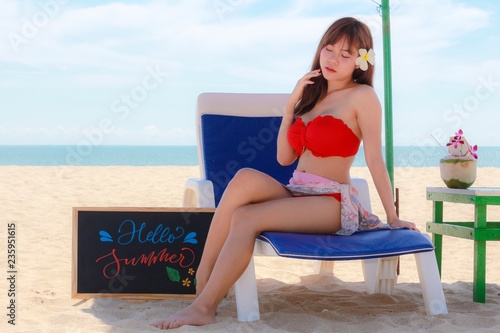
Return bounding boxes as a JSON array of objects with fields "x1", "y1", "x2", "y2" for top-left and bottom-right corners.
[{"x1": 1, "y1": 0, "x2": 499, "y2": 147}]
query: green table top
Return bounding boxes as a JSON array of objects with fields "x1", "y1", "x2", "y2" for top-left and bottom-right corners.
[
  {"x1": 427, "y1": 187, "x2": 500, "y2": 196},
  {"x1": 426, "y1": 187, "x2": 500, "y2": 204}
]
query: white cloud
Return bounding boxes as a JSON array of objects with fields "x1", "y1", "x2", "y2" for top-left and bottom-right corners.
[
  {"x1": 1, "y1": 2, "x2": 327, "y2": 91},
  {"x1": 0, "y1": 0, "x2": 498, "y2": 146},
  {"x1": 0, "y1": 124, "x2": 196, "y2": 145},
  {"x1": 390, "y1": 0, "x2": 491, "y2": 85},
  {"x1": 377, "y1": 0, "x2": 498, "y2": 145}
]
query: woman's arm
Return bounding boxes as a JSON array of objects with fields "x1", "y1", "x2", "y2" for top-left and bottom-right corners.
[
  {"x1": 356, "y1": 86, "x2": 418, "y2": 230},
  {"x1": 277, "y1": 69, "x2": 322, "y2": 166},
  {"x1": 276, "y1": 98, "x2": 297, "y2": 166}
]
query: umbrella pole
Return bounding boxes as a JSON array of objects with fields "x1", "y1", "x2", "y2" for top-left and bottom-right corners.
[{"x1": 381, "y1": 0, "x2": 394, "y2": 190}]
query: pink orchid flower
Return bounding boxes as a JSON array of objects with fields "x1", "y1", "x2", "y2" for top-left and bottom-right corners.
[
  {"x1": 445, "y1": 129, "x2": 479, "y2": 159},
  {"x1": 469, "y1": 145, "x2": 478, "y2": 159},
  {"x1": 446, "y1": 129, "x2": 465, "y2": 149}
]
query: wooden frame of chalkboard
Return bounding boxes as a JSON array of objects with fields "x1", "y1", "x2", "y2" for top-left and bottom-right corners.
[{"x1": 72, "y1": 207, "x2": 214, "y2": 299}]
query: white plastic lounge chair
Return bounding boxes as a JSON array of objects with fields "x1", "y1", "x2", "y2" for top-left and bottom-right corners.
[{"x1": 183, "y1": 92, "x2": 448, "y2": 321}]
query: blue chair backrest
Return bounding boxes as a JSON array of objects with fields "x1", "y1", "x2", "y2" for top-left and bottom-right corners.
[{"x1": 201, "y1": 114, "x2": 298, "y2": 206}]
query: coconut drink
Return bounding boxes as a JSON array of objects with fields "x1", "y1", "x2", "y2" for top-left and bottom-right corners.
[{"x1": 439, "y1": 129, "x2": 478, "y2": 189}]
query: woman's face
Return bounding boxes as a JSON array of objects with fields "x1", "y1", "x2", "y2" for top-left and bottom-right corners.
[{"x1": 319, "y1": 38, "x2": 357, "y2": 82}]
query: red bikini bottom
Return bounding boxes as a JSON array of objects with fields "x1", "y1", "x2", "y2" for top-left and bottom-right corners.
[
  {"x1": 323, "y1": 193, "x2": 341, "y2": 201},
  {"x1": 285, "y1": 171, "x2": 342, "y2": 202}
]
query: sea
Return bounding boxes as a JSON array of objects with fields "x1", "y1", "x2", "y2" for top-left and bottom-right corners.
[{"x1": 1, "y1": 145, "x2": 500, "y2": 167}]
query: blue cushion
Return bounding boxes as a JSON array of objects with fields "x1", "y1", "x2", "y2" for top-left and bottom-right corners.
[
  {"x1": 258, "y1": 229, "x2": 434, "y2": 260},
  {"x1": 201, "y1": 114, "x2": 297, "y2": 206}
]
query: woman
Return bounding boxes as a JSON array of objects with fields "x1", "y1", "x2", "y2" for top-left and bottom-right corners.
[{"x1": 153, "y1": 16, "x2": 417, "y2": 330}]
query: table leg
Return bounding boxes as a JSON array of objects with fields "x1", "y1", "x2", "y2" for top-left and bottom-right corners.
[
  {"x1": 432, "y1": 201, "x2": 443, "y2": 276},
  {"x1": 473, "y1": 204, "x2": 487, "y2": 303}
]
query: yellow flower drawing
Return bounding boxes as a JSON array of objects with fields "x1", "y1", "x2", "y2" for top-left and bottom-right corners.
[{"x1": 182, "y1": 278, "x2": 191, "y2": 287}]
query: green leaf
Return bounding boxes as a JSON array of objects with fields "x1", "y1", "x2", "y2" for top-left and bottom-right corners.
[{"x1": 166, "y1": 266, "x2": 180, "y2": 283}]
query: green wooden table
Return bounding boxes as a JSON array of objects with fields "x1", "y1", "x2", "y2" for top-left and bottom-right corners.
[{"x1": 426, "y1": 187, "x2": 500, "y2": 303}]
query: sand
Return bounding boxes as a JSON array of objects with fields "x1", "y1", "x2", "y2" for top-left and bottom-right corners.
[{"x1": 1, "y1": 165, "x2": 500, "y2": 332}]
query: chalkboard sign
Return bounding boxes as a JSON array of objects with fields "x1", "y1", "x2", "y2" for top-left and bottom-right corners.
[{"x1": 72, "y1": 207, "x2": 214, "y2": 299}]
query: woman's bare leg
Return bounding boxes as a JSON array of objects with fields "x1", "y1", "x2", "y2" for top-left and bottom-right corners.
[
  {"x1": 152, "y1": 169, "x2": 341, "y2": 330},
  {"x1": 195, "y1": 168, "x2": 292, "y2": 295}
]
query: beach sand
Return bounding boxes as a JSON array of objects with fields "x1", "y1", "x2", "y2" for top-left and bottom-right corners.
[{"x1": 1, "y1": 166, "x2": 500, "y2": 332}]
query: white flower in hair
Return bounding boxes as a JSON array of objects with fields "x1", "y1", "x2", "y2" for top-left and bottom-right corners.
[{"x1": 355, "y1": 48, "x2": 375, "y2": 71}]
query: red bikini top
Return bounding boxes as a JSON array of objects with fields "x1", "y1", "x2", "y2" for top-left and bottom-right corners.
[{"x1": 287, "y1": 115, "x2": 360, "y2": 158}]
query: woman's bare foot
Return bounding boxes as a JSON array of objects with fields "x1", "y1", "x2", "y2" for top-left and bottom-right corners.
[{"x1": 151, "y1": 302, "x2": 216, "y2": 330}]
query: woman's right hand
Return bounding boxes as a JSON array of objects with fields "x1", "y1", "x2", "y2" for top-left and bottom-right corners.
[
  {"x1": 288, "y1": 69, "x2": 322, "y2": 107},
  {"x1": 278, "y1": 69, "x2": 322, "y2": 165}
]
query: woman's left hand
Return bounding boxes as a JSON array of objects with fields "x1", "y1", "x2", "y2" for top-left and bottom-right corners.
[{"x1": 389, "y1": 218, "x2": 420, "y2": 232}]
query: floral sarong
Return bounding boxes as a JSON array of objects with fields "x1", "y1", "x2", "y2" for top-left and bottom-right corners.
[{"x1": 285, "y1": 170, "x2": 390, "y2": 235}]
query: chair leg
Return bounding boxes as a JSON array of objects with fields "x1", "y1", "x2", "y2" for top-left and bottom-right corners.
[
  {"x1": 375, "y1": 256, "x2": 399, "y2": 295},
  {"x1": 314, "y1": 260, "x2": 334, "y2": 274},
  {"x1": 234, "y1": 257, "x2": 260, "y2": 321},
  {"x1": 362, "y1": 258, "x2": 379, "y2": 294},
  {"x1": 414, "y1": 249, "x2": 448, "y2": 315}
]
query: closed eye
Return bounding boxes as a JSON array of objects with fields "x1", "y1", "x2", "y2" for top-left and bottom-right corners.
[{"x1": 341, "y1": 51, "x2": 353, "y2": 59}]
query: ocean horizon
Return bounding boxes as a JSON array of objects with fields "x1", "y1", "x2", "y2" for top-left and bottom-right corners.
[{"x1": 1, "y1": 145, "x2": 499, "y2": 167}]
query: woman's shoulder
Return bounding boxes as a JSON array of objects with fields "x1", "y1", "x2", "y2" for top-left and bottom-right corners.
[
  {"x1": 347, "y1": 84, "x2": 381, "y2": 119},
  {"x1": 350, "y1": 83, "x2": 376, "y2": 96},
  {"x1": 349, "y1": 84, "x2": 380, "y2": 104}
]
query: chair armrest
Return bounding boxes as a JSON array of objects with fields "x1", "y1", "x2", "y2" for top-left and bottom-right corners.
[
  {"x1": 183, "y1": 178, "x2": 216, "y2": 208},
  {"x1": 351, "y1": 178, "x2": 372, "y2": 211}
]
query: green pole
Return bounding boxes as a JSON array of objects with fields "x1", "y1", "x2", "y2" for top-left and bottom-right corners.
[{"x1": 381, "y1": 0, "x2": 394, "y2": 189}]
